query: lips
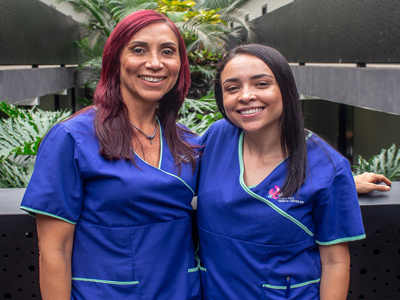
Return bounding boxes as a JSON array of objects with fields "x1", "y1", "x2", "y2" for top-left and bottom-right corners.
[
  {"x1": 239, "y1": 108, "x2": 264, "y2": 115},
  {"x1": 139, "y1": 75, "x2": 166, "y2": 83}
]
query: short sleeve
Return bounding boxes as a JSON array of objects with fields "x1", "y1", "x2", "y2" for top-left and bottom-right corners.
[
  {"x1": 20, "y1": 123, "x2": 84, "y2": 224},
  {"x1": 313, "y1": 158, "x2": 365, "y2": 245}
]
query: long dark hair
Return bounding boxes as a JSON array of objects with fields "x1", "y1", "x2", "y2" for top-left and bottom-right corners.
[
  {"x1": 93, "y1": 10, "x2": 198, "y2": 170},
  {"x1": 214, "y1": 44, "x2": 307, "y2": 196}
]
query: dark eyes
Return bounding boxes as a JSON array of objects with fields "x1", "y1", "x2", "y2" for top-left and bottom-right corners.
[
  {"x1": 162, "y1": 49, "x2": 175, "y2": 55},
  {"x1": 256, "y1": 81, "x2": 269, "y2": 87},
  {"x1": 226, "y1": 86, "x2": 239, "y2": 92},
  {"x1": 224, "y1": 81, "x2": 270, "y2": 93},
  {"x1": 132, "y1": 47, "x2": 146, "y2": 54},
  {"x1": 130, "y1": 47, "x2": 176, "y2": 56}
]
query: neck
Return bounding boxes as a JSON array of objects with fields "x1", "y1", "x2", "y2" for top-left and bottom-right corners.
[
  {"x1": 242, "y1": 128, "x2": 283, "y2": 158},
  {"x1": 125, "y1": 101, "x2": 158, "y2": 128}
]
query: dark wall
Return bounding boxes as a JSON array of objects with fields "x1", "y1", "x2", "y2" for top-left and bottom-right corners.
[
  {"x1": 256, "y1": 0, "x2": 400, "y2": 63},
  {"x1": 0, "y1": 0, "x2": 80, "y2": 65}
]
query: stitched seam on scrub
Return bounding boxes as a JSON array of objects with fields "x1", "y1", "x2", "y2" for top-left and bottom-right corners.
[
  {"x1": 19, "y1": 206, "x2": 76, "y2": 225},
  {"x1": 77, "y1": 215, "x2": 191, "y2": 229},
  {"x1": 238, "y1": 132, "x2": 314, "y2": 237},
  {"x1": 71, "y1": 277, "x2": 139, "y2": 285},
  {"x1": 316, "y1": 234, "x2": 366, "y2": 245},
  {"x1": 263, "y1": 278, "x2": 320, "y2": 289},
  {"x1": 198, "y1": 224, "x2": 313, "y2": 247}
]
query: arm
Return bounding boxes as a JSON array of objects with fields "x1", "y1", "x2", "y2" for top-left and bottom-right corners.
[
  {"x1": 354, "y1": 172, "x2": 391, "y2": 194},
  {"x1": 36, "y1": 214, "x2": 75, "y2": 300},
  {"x1": 319, "y1": 243, "x2": 350, "y2": 300}
]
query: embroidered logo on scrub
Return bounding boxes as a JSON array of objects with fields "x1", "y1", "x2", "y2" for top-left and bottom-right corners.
[
  {"x1": 268, "y1": 185, "x2": 281, "y2": 199},
  {"x1": 268, "y1": 185, "x2": 305, "y2": 204}
]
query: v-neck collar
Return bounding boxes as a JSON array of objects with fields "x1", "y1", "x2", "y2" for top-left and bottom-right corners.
[
  {"x1": 134, "y1": 117, "x2": 163, "y2": 169},
  {"x1": 238, "y1": 130, "x2": 314, "y2": 189},
  {"x1": 238, "y1": 131, "x2": 287, "y2": 189},
  {"x1": 237, "y1": 130, "x2": 314, "y2": 237}
]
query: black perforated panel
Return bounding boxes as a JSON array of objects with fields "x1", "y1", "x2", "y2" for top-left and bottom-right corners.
[
  {"x1": 256, "y1": 0, "x2": 400, "y2": 63},
  {"x1": 0, "y1": 0, "x2": 80, "y2": 65},
  {"x1": 348, "y1": 204, "x2": 400, "y2": 299},
  {"x1": 0, "y1": 215, "x2": 41, "y2": 299}
]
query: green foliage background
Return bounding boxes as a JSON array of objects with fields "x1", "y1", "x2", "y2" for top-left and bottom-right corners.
[
  {"x1": 0, "y1": 102, "x2": 71, "y2": 188},
  {"x1": 352, "y1": 144, "x2": 400, "y2": 181}
]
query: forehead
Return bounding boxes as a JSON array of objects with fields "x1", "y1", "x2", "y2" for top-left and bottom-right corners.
[
  {"x1": 221, "y1": 54, "x2": 274, "y2": 79},
  {"x1": 126, "y1": 22, "x2": 179, "y2": 46}
]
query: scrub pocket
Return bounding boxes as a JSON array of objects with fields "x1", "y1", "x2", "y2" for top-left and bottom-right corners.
[
  {"x1": 71, "y1": 222, "x2": 141, "y2": 299},
  {"x1": 72, "y1": 280, "x2": 141, "y2": 300},
  {"x1": 262, "y1": 239, "x2": 321, "y2": 299},
  {"x1": 262, "y1": 276, "x2": 320, "y2": 299}
]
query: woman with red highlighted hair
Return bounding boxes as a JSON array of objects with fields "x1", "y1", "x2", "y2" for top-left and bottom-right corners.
[{"x1": 21, "y1": 10, "x2": 201, "y2": 300}]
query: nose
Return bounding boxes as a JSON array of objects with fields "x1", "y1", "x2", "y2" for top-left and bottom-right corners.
[
  {"x1": 238, "y1": 86, "x2": 256, "y2": 103},
  {"x1": 145, "y1": 51, "x2": 163, "y2": 70}
]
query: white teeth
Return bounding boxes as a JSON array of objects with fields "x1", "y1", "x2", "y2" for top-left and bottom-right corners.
[
  {"x1": 240, "y1": 108, "x2": 263, "y2": 115},
  {"x1": 140, "y1": 76, "x2": 164, "y2": 82}
]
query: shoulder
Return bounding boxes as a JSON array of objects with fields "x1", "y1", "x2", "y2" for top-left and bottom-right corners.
[
  {"x1": 308, "y1": 134, "x2": 342, "y2": 161},
  {"x1": 40, "y1": 108, "x2": 97, "y2": 153},
  {"x1": 200, "y1": 119, "x2": 239, "y2": 144},
  {"x1": 59, "y1": 108, "x2": 96, "y2": 135},
  {"x1": 209, "y1": 119, "x2": 237, "y2": 133},
  {"x1": 307, "y1": 132, "x2": 350, "y2": 173}
]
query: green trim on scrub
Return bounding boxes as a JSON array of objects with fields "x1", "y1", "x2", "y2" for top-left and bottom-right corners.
[
  {"x1": 20, "y1": 206, "x2": 76, "y2": 225},
  {"x1": 188, "y1": 244, "x2": 207, "y2": 273},
  {"x1": 306, "y1": 130, "x2": 313, "y2": 140},
  {"x1": 263, "y1": 278, "x2": 321, "y2": 289},
  {"x1": 247, "y1": 184, "x2": 257, "y2": 189},
  {"x1": 134, "y1": 121, "x2": 195, "y2": 196},
  {"x1": 238, "y1": 132, "x2": 314, "y2": 237},
  {"x1": 72, "y1": 277, "x2": 139, "y2": 285},
  {"x1": 316, "y1": 234, "x2": 366, "y2": 245},
  {"x1": 188, "y1": 267, "x2": 199, "y2": 273},
  {"x1": 157, "y1": 117, "x2": 163, "y2": 169}
]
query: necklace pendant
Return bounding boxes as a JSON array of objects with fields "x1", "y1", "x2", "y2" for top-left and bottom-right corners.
[{"x1": 149, "y1": 140, "x2": 153, "y2": 145}]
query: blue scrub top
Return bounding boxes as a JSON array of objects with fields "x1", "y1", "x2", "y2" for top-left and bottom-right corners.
[
  {"x1": 197, "y1": 120, "x2": 365, "y2": 300},
  {"x1": 21, "y1": 108, "x2": 201, "y2": 300}
]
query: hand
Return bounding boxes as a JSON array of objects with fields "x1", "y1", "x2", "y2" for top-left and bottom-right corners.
[{"x1": 354, "y1": 172, "x2": 391, "y2": 194}]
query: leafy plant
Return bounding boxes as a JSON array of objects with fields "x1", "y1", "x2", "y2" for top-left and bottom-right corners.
[
  {"x1": 352, "y1": 144, "x2": 400, "y2": 181},
  {"x1": 178, "y1": 91, "x2": 222, "y2": 135},
  {"x1": 0, "y1": 102, "x2": 71, "y2": 188}
]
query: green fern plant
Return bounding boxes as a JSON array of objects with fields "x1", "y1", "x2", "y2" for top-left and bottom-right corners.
[
  {"x1": 0, "y1": 102, "x2": 71, "y2": 188},
  {"x1": 352, "y1": 144, "x2": 400, "y2": 181}
]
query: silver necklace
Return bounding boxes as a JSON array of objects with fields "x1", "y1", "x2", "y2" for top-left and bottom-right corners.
[{"x1": 130, "y1": 121, "x2": 158, "y2": 145}]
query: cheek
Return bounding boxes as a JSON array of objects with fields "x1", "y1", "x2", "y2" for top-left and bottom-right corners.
[
  {"x1": 222, "y1": 94, "x2": 235, "y2": 111},
  {"x1": 172, "y1": 63, "x2": 181, "y2": 77},
  {"x1": 222, "y1": 98, "x2": 237, "y2": 122}
]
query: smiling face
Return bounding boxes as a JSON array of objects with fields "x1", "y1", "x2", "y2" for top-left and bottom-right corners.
[
  {"x1": 119, "y1": 22, "x2": 181, "y2": 107},
  {"x1": 220, "y1": 54, "x2": 283, "y2": 136}
]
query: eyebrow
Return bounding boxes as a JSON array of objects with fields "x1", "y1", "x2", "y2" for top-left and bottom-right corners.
[
  {"x1": 127, "y1": 41, "x2": 178, "y2": 47},
  {"x1": 222, "y1": 73, "x2": 274, "y2": 85}
]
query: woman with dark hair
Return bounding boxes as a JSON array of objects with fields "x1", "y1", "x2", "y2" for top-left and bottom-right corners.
[
  {"x1": 196, "y1": 44, "x2": 365, "y2": 299},
  {"x1": 21, "y1": 10, "x2": 201, "y2": 300}
]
